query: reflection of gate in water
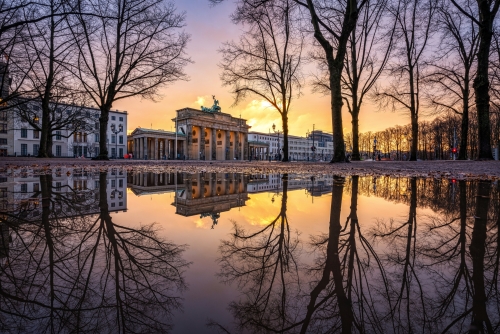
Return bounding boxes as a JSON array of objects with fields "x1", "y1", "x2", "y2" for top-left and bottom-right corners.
[{"x1": 216, "y1": 147, "x2": 223, "y2": 160}]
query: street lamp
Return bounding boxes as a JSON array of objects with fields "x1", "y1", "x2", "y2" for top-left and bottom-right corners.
[
  {"x1": 373, "y1": 137, "x2": 377, "y2": 161},
  {"x1": 306, "y1": 128, "x2": 316, "y2": 161},
  {"x1": 110, "y1": 123, "x2": 123, "y2": 159},
  {"x1": 272, "y1": 123, "x2": 282, "y2": 161}
]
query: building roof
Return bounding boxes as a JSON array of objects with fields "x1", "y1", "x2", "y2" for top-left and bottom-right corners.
[{"x1": 129, "y1": 127, "x2": 185, "y2": 137}]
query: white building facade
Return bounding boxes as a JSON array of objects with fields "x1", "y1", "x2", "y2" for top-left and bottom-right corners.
[
  {"x1": 248, "y1": 132, "x2": 334, "y2": 161},
  {"x1": 8, "y1": 101, "x2": 127, "y2": 158}
]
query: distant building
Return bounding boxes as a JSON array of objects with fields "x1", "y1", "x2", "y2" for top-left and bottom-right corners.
[{"x1": 248, "y1": 131, "x2": 334, "y2": 161}]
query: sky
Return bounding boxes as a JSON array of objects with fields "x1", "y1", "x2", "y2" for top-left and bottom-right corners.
[{"x1": 114, "y1": 0, "x2": 410, "y2": 136}]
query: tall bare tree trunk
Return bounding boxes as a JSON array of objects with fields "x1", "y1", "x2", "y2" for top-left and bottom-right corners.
[
  {"x1": 475, "y1": 20, "x2": 494, "y2": 160},
  {"x1": 38, "y1": 1, "x2": 56, "y2": 158},
  {"x1": 97, "y1": 106, "x2": 110, "y2": 160},
  {"x1": 330, "y1": 61, "x2": 346, "y2": 162},
  {"x1": 282, "y1": 112, "x2": 289, "y2": 162},
  {"x1": 459, "y1": 99, "x2": 469, "y2": 160},
  {"x1": 351, "y1": 107, "x2": 360, "y2": 161}
]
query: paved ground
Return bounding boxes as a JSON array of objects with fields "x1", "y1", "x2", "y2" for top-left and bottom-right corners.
[{"x1": 0, "y1": 157, "x2": 499, "y2": 179}]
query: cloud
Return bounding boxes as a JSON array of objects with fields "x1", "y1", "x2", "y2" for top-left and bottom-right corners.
[
  {"x1": 194, "y1": 96, "x2": 207, "y2": 107},
  {"x1": 236, "y1": 99, "x2": 282, "y2": 133}
]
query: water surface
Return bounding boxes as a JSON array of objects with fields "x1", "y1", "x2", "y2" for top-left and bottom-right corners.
[{"x1": 0, "y1": 171, "x2": 498, "y2": 333}]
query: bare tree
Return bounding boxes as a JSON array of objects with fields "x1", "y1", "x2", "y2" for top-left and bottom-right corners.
[
  {"x1": 312, "y1": 0, "x2": 394, "y2": 161},
  {"x1": 298, "y1": 0, "x2": 368, "y2": 162},
  {"x1": 373, "y1": 0, "x2": 437, "y2": 161},
  {"x1": 10, "y1": 0, "x2": 89, "y2": 157},
  {"x1": 449, "y1": 0, "x2": 500, "y2": 160},
  {"x1": 424, "y1": 1, "x2": 479, "y2": 160},
  {"x1": 219, "y1": 0, "x2": 303, "y2": 162},
  {"x1": 68, "y1": 0, "x2": 190, "y2": 160}
]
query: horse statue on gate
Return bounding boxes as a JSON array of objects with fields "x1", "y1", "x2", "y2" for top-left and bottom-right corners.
[{"x1": 201, "y1": 95, "x2": 222, "y2": 113}]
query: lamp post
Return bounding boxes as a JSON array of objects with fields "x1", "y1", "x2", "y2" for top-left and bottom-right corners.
[
  {"x1": 272, "y1": 123, "x2": 281, "y2": 161},
  {"x1": 307, "y1": 126, "x2": 316, "y2": 161},
  {"x1": 373, "y1": 137, "x2": 377, "y2": 161},
  {"x1": 110, "y1": 123, "x2": 123, "y2": 159}
]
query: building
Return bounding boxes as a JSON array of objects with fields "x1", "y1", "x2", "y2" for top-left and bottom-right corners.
[
  {"x1": 3, "y1": 100, "x2": 127, "y2": 158},
  {"x1": 248, "y1": 131, "x2": 334, "y2": 161},
  {"x1": 0, "y1": 61, "x2": 11, "y2": 156},
  {"x1": 128, "y1": 97, "x2": 250, "y2": 160},
  {"x1": 0, "y1": 61, "x2": 127, "y2": 157}
]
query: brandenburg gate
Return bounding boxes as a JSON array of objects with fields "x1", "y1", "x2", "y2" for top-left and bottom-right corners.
[{"x1": 128, "y1": 96, "x2": 250, "y2": 160}]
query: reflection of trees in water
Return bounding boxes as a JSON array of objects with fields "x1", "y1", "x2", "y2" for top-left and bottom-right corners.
[
  {"x1": 217, "y1": 176, "x2": 500, "y2": 333},
  {"x1": 214, "y1": 174, "x2": 303, "y2": 333},
  {"x1": 350, "y1": 176, "x2": 496, "y2": 218},
  {"x1": 214, "y1": 175, "x2": 389, "y2": 333},
  {"x1": 417, "y1": 180, "x2": 500, "y2": 333},
  {"x1": 0, "y1": 172, "x2": 189, "y2": 333},
  {"x1": 301, "y1": 175, "x2": 388, "y2": 333}
]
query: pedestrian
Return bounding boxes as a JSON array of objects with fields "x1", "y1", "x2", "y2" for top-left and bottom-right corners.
[{"x1": 377, "y1": 153, "x2": 381, "y2": 161}]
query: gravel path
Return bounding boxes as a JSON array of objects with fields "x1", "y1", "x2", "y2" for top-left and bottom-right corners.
[{"x1": 0, "y1": 157, "x2": 499, "y2": 180}]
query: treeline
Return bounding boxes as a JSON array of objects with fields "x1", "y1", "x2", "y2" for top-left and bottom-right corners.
[
  {"x1": 0, "y1": 0, "x2": 190, "y2": 159},
  {"x1": 348, "y1": 110, "x2": 500, "y2": 160}
]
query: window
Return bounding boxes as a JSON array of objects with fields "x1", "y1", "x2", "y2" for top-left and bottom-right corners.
[
  {"x1": 119, "y1": 116, "x2": 123, "y2": 121},
  {"x1": 0, "y1": 188, "x2": 7, "y2": 197},
  {"x1": 111, "y1": 116, "x2": 116, "y2": 120},
  {"x1": 111, "y1": 179, "x2": 116, "y2": 188},
  {"x1": 56, "y1": 145, "x2": 61, "y2": 156},
  {"x1": 0, "y1": 111, "x2": 6, "y2": 121},
  {"x1": 33, "y1": 130, "x2": 39, "y2": 139},
  {"x1": 33, "y1": 183, "x2": 39, "y2": 192},
  {"x1": 0, "y1": 138, "x2": 6, "y2": 145},
  {"x1": 94, "y1": 181, "x2": 99, "y2": 188},
  {"x1": 111, "y1": 135, "x2": 116, "y2": 144},
  {"x1": 56, "y1": 131, "x2": 61, "y2": 140},
  {"x1": 86, "y1": 111, "x2": 90, "y2": 117},
  {"x1": 20, "y1": 184, "x2": 27, "y2": 193},
  {"x1": 119, "y1": 135, "x2": 123, "y2": 144},
  {"x1": 21, "y1": 144, "x2": 27, "y2": 155},
  {"x1": 55, "y1": 182, "x2": 61, "y2": 191},
  {"x1": 119, "y1": 148, "x2": 123, "y2": 157},
  {"x1": 95, "y1": 122, "x2": 99, "y2": 130},
  {"x1": 119, "y1": 179, "x2": 123, "y2": 187},
  {"x1": 0, "y1": 123, "x2": 6, "y2": 134},
  {"x1": 111, "y1": 147, "x2": 116, "y2": 158},
  {"x1": 95, "y1": 134, "x2": 99, "y2": 142},
  {"x1": 21, "y1": 128, "x2": 27, "y2": 138},
  {"x1": 111, "y1": 202, "x2": 115, "y2": 207},
  {"x1": 33, "y1": 144, "x2": 39, "y2": 156}
]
